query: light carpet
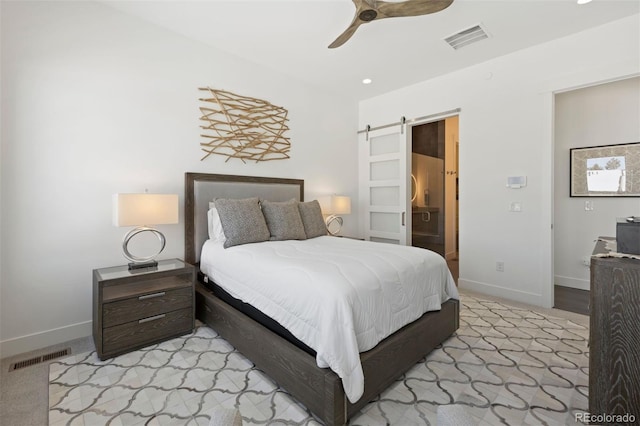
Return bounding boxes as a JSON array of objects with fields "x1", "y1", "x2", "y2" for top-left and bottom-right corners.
[{"x1": 49, "y1": 294, "x2": 589, "y2": 425}]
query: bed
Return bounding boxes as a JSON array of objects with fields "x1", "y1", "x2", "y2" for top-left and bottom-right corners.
[{"x1": 184, "y1": 172, "x2": 460, "y2": 426}]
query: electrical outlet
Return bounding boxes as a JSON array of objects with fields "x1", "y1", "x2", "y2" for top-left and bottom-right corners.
[{"x1": 496, "y1": 261, "x2": 504, "y2": 272}]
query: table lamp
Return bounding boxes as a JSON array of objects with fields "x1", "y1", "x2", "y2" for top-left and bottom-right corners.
[
  {"x1": 325, "y1": 195, "x2": 351, "y2": 236},
  {"x1": 113, "y1": 193, "x2": 179, "y2": 270}
]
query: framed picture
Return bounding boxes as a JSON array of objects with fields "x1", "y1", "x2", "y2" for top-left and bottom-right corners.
[{"x1": 570, "y1": 142, "x2": 640, "y2": 197}]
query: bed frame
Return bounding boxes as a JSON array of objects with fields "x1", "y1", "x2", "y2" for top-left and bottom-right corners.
[{"x1": 184, "y1": 172, "x2": 459, "y2": 426}]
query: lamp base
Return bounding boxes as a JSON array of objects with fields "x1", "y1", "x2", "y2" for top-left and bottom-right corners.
[
  {"x1": 122, "y1": 226, "x2": 166, "y2": 270},
  {"x1": 325, "y1": 214, "x2": 343, "y2": 236},
  {"x1": 128, "y1": 260, "x2": 158, "y2": 271}
]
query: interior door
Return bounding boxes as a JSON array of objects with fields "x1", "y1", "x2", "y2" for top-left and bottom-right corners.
[{"x1": 359, "y1": 125, "x2": 409, "y2": 245}]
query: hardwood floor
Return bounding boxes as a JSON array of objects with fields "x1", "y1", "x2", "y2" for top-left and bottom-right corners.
[{"x1": 554, "y1": 285, "x2": 589, "y2": 316}]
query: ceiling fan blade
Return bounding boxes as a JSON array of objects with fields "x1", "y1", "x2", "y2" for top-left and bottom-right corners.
[
  {"x1": 328, "y1": 16, "x2": 365, "y2": 48},
  {"x1": 376, "y1": 0, "x2": 454, "y2": 18},
  {"x1": 329, "y1": 0, "x2": 380, "y2": 48}
]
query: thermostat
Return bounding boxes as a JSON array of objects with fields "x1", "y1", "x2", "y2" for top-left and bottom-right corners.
[{"x1": 507, "y1": 176, "x2": 527, "y2": 189}]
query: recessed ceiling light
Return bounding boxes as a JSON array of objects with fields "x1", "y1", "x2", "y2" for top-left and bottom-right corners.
[
  {"x1": 362, "y1": 78, "x2": 372, "y2": 85},
  {"x1": 577, "y1": 0, "x2": 592, "y2": 4}
]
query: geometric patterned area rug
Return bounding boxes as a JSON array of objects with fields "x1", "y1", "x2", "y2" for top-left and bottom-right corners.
[{"x1": 49, "y1": 294, "x2": 589, "y2": 425}]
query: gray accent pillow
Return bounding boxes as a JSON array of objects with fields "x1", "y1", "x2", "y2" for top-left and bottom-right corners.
[
  {"x1": 214, "y1": 197, "x2": 270, "y2": 248},
  {"x1": 261, "y1": 199, "x2": 307, "y2": 241},
  {"x1": 298, "y1": 200, "x2": 327, "y2": 239}
]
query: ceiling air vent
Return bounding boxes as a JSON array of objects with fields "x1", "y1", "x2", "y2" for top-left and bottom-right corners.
[{"x1": 444, "y1": 24, "x2": 489, "y2": 50}]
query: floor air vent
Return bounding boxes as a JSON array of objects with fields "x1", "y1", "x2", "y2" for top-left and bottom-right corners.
[
  {"x1": 444, "y1": 24, "x2": 489, "y2": 50},
  {"x1": 9, "y1": 348, "x2": 71, "y2": 371}
]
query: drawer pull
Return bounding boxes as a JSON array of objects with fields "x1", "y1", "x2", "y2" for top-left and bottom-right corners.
[
  {"x1": 139, "y1": 314, "x2": 166, "y2": 324},
  {"x1": 138, "y1": 292, "x2": 166, "y2": 301}
]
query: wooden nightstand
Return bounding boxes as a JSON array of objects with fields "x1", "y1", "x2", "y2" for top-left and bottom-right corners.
[{"x1": 93, "y1": 259, "x2": 195, "y2": 360}]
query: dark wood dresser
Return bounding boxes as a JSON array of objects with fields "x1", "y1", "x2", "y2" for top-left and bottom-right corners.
[
  {"x1": 589, "y1": 238, "x2": 640, "y2": 420},
  {"x1": 93, "y1": 259, "x2": 195, "y2": 360}
]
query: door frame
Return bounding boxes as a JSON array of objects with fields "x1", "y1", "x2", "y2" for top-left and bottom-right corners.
[
  {"x1": 357, "y1": 109, "x2": 461, "y2": 248},
  {"x1": 406, "y1": 113, "x2": 460, "y2": 253}
]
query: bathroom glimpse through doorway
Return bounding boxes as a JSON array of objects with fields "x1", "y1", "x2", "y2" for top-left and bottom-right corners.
[{"x1": 410, "y1": 116, "x2": 459, "y2": 267}]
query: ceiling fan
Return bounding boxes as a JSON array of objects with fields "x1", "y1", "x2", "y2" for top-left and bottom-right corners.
[{"x1": 329, "y1": 0, "x2": 454, "y2": 48}]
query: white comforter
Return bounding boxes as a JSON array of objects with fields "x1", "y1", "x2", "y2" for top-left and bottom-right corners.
[{"x1": 200, "y1": 236, "x2": 459, "y2": 403}]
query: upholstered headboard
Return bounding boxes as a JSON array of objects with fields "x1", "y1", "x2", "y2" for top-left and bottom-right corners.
[{"x1": 184, "y1": 173, "x2": 304, "y2": 264}]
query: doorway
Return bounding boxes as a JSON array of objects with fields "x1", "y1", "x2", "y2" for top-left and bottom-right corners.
[
  {"x1": 410, "y1": 116, "x2": 459, "y2": 266},
  {"x1": 552, "y1": 77, "x2": 640, "y2": 315}
]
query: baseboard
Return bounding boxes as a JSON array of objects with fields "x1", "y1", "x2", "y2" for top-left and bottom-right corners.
[
  {"x1": 458, "y1": 279, "x2": 546, "y2": 307},
  {"x1": 554, "y1": 275, "x2": 590, "y2": 291},
  {"x1": 0, "y1": 320, "x2": 92, "y2": 359}
]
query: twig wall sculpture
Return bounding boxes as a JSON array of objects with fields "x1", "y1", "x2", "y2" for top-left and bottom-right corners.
[{"x1": 198, "y1": 87, "x2": 291, "y2": 163}]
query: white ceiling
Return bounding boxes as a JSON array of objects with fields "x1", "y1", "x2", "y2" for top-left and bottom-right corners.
[{"x1": 105, "y1": 0, "x2": 640, "y2": 102}]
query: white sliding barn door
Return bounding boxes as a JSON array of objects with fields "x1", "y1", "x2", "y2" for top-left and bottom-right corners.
[{"x1": 359, "y1": 125, "x2": 409, "y2": 245}]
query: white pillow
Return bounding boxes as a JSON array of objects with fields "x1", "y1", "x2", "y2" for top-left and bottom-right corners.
[{"x1": 207, "y1": 206, "x2": 227, "y2": 244}]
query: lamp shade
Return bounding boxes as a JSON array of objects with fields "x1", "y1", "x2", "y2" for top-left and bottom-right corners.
[
  {"x1": 113, "y1": 194, "x2": 179, "y2": 227},
  {"x1": 330, "y1": 195, "x2": 351, "y2": 215}
]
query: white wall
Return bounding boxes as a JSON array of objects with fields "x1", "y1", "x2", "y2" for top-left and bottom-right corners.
[
  {"x1": 554, "y1": 77, "x2": 640, "y2": 290},
  {"x1": 0, "y1": 1, "x2": 358, "y2": 357},
  {"x1": 359, "y1": 15, "x2": 639, "y2": 308}
]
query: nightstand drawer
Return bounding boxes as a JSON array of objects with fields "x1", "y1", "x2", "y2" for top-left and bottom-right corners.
[
  {"x1": 102, "y1": 287, "x2": 192, "y2": 328},
  {"x1": 102, "y1": 307, "x2": 193, "y2": 354}
]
